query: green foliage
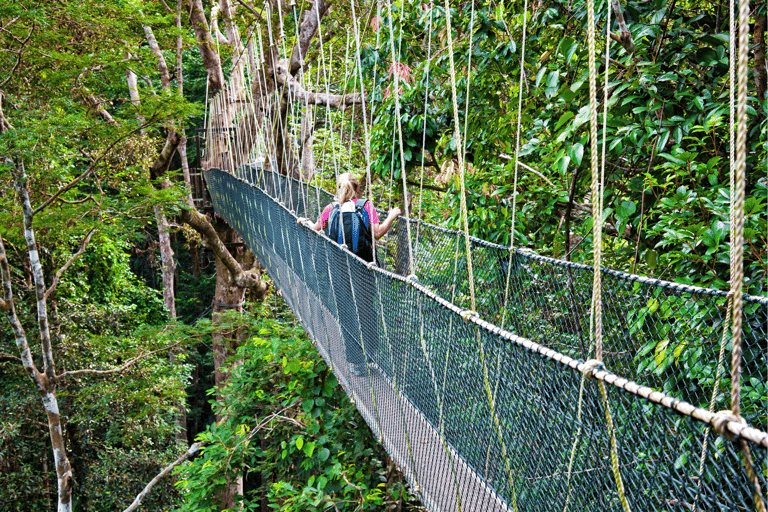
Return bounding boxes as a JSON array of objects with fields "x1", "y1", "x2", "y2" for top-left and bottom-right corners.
[
  {"x1": 175, "y1": 299, "x2": 417, "y2": 511},
  {"x1": 352, "y1": 0, "x2": 767, "y2": 296}
]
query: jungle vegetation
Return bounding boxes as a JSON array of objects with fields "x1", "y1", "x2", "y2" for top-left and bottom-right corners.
[{"x1": 0, "y1": 0, "x2": 765, "y2": 510}]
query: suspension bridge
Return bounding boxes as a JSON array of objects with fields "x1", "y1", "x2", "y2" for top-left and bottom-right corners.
[{"x1": 194, "y1": 0, "x2": 767, "y2": 509}]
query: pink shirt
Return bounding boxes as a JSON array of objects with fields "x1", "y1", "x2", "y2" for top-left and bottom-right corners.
[{"x1": 318, "y1": 200, "x2": 380, "y2": 230}]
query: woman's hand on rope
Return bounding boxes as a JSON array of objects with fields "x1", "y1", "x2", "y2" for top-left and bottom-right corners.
[{"x1": 297, "y1": 217, "x2": 319, "y2": 231}]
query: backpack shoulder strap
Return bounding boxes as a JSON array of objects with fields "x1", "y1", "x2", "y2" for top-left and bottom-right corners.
[
  {"x1": 326, "y1": 202, "x2": 343, "y2": 245},
  {"x1": 355, "y1": 199, "x2": 370, "y2": 227}
]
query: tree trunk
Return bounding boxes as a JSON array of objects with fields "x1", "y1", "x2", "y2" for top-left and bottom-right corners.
[
  {"x1": 300, "y1": 99, "x2": 316, "y2": 181},
  {"x1": 154, "y1": 205, "x2": 177, "y2": 319},
  {"x1": 755, "y1": 12, "x2": 767, "y2": 104},
  {"x1": 211, "y1": 226, "x2": 247, "y2": 509}
]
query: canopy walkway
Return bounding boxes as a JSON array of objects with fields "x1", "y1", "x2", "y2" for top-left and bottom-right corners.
[
  {"x1": 203, "y1": 164, "x2": 767, "y2": 512},
  {"x1": 196, "y1": 0, "x2": 766, "y2": 508}
]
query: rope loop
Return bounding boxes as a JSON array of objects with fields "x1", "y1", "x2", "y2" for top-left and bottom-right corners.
[
  {"x1": 366, "y1": 260, "x2": 378, "y2": 270},
  {"x1": 711, "y1": 410, "x2": 746, "y2": 441},
  {"x1": 580, "y1": 359, "x2": 606, "y2": 380},
  {"x1": 406, "y1": 274, "x2": 419, "y2": 283},
  {"x1": 459, "y1": 309, "x2": 478, "y2": 322}
]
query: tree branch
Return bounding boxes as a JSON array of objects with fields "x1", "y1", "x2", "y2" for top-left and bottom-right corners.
[
  {"x1": 57, "y1": 340, "x2": 183, "y2": 381},
  {"x1": 275, "y1": 66, "x2": 363, "y2": 107},
  {"x1": 45, "y1": 228, "x2": 96, "y2": 300},
  {"x1": 143, "y1": 24, "x2": 171, "y2": 90},
  {"x1": 185, "y1": 0, "x2": 225, "y2": 93},
  {"x1": 15, "y1": 163, "x2": 56, "y2": 380},
  {"x1": 289, "y1": 0, "x2": 331, "y2": 76},
  {"x1": 33, "y1": 119, "x2": 157, "y2": 215},
  {"x1": 610, "y1": 0, "x2": 635, "y2": 53},
  {"x1": 0, "y1": 91, "x2": 14, "y2": 133},
  {"x1": 0, "y1": 352, "x2": 21, "y2": 362},
  {"x1": 236, "y1": 0, "x2": 265, "y2": 24},
  {"x1": 0, "y1": 200, "x2": 44, "y2": 388},
  {"x1": 498, "y1": 154, "x2": 557, "y2": 188},
  {"x1": 122, "y1": 442, "x2": 205, "y2": 512},
  {"x1": 180, "y1": 208, "x2": 265, "y2": 291},
  {"x1": 406, "y1": 179, "x2": 445, "y2": 193}
]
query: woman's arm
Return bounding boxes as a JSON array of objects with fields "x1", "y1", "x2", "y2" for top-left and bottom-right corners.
[{"x1": 373, "y1": 207, "x2": 402, "y2": 240}]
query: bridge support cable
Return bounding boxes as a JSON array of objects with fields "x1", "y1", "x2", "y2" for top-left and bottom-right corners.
[{"x1": 206, "y1": 166, "x2": 768, "y2": 512}]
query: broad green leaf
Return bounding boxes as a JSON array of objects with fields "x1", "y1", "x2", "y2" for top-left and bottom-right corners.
[
  {"x1": 572, "y1": 105, "x2": 590, "y2": 129},
  {"x1": 567, "y1": 143, "x2": 584, "y2": 166}
]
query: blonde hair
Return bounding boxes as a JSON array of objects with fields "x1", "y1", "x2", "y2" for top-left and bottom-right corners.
[{"x1": 337, "y1": 173, "x2": 361, "y2": 204}]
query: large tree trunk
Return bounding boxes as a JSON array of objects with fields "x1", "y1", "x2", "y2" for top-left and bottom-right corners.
[
  {"x1": 154, "y1": 205, "x2": 177, "y2": 319},
  {"x1": 3, "y1": 167, "x2": 75, "y2": 512}
]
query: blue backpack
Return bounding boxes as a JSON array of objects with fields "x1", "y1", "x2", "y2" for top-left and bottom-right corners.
[{"x1": 326, "y1": 199, "x2": 373, "y2": 262}]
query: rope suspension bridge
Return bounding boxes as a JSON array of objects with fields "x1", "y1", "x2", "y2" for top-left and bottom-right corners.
[{"x1": 196, "y1": 0, "x2": 767, "y2": 510}]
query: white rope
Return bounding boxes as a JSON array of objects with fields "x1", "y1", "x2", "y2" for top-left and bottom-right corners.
[
  {"x1": 415, "y1": 6, "x2": 435, "y2": 267},
  {"x1": 500, "y1": 2, "x2": 529, "y2": 332},
  {"x1": 384, "y1": 0, "x2": 415, "y2": 276}
]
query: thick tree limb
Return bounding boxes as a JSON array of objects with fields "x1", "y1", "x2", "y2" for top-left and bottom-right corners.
[
  {"x1": 181, "y1": 208, "x2": 265, "y2": 291},
  {"x1": 44, "y1": 228, "x2": 96, "y2": 300},
  {"x1": 0, "y1": 92, "x2": 13, "y2": 133},
  {"x1": 406, "y1": 179, "x2": 446, "y2": 193},
  {"x1": 610, "y1": 0, "x2": 635, "y2": 53},
  {"x1": 123, "y1": 442, "x2": 205, "y2": 512},
  {"x1": 275, "y1": 66, "x2": 362, "y2": 107},
  {"x1": 185, "y1": 0, "x2": 225, "y2": 93},
  {"x1": 150, "y1": 130, "x2": 182, "y2": 183},
  {"x1": 289, "y1": 0, "x2": 331, "y2": 76},
  {"x1": 0, "y1": 235, "x2": 43, "y2": 386},
  {"x1": 236, "y1": 0, "x2": 265, "y2": 23},
  {"x1": 143, "y1": 25, "x2": 171, "y2": 90},
  {"x1": 84, "y1": 92, "x2": 118, "y2": 125},
  {"x1": 15, "y1": 164, "x2": 56, "y2": 380}
]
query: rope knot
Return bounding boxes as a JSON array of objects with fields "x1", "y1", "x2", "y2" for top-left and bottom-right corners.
[
  {"x1": 580, "y1": 359, "x2": 605, "y2": 380},
  {"x1": 711, "y1": 410, "x2": 746, "y2": 440},
  {"x1": 366, "y1": 260, "x2": 378, "y2": 270},
  {"x1": 406, "y1": 274, "x2": 418, "y2": 283},
  {"x1": 459, "y1": 310, "x2": 478, "y2": 322}
]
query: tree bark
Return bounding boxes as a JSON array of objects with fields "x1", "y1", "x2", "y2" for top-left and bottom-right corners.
[
  {"x1": 290, "y1": 0, "x2": 331, "y2": 76},
  {"x1": 4, "y1": 167, "x2": 75, "y2": 512},
  {"x1": 185, "y1": 0, "x2": 225, "y2": 93},
  {"x1": 755, "y1": 11, "x2": 767, "y2": 104},
  {"x1": 610, "y1": 0, "x2": 635, "y2": 54}
]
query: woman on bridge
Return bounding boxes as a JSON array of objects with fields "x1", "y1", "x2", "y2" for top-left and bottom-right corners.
[{"x1": 298, "y1": 173, "x2": 401, "y2": 376}]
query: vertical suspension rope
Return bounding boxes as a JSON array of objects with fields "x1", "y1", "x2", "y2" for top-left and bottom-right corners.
[
  {"x1": 729, "y1": 0, "x2": 748, "y2": 421},
  {"x1": 384, "y1": 0, "x2": 415, "y2": 276},
  {"x1": 500, "y1": 1, "x2": 528, "y2": 332},
  {"x1": 585, "y1": 0, "x2": 631, "y2": 509},
  {"x1": 442, "y1": 0, "x2": 476, "y2": 312},
  {"x1": 415, "y1": 7, "x2": 435, "y2": 265},
  {"x1": 442, "y1": 3, "x2": 520, "y2": 509},
  {"x1": 730, "y1": 1, "x2": 766, "y2": 510}
]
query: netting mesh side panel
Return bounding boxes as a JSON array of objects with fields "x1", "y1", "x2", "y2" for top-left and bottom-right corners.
[
  {"x1": 241, "y1": 169, "x2": 767, "y2": 424},
  {"x1": 207, "y1": 169, "x2": 767, "y2": 512}
]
